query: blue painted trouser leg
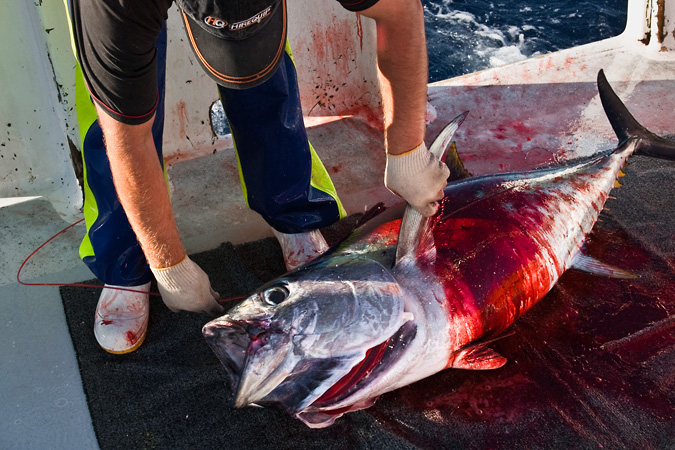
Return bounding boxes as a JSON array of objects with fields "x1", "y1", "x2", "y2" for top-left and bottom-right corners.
[
  {"x1": 74, "y1": 28, "x2": 168, "y2": 287},
  {"x1": 72, "y1": 29, "x2": 343, "y2": 285},
  {"x1": 218, "y1": 45, "x2": 346, "y2": 234}
]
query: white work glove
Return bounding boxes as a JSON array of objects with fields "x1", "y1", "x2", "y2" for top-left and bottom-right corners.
[
  {"x1": 151, "y1": 256, "x2": 224, "y2": 316},
  {"x1": 384, "y1": 142, "x2": 450, "y2": 216}
]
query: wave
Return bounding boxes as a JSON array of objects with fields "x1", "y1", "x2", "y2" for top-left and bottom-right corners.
[{"x1": 423, "y1": 0, "x2": 627, "y2": 81}]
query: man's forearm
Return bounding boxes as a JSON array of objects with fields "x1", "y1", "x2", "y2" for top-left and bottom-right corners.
[
  {"x1": 96, "y1": 105, "x2": 186, "y2": 269},
  {"x1": 362, "y1": 0, "x2": 429, "y2": 155}
]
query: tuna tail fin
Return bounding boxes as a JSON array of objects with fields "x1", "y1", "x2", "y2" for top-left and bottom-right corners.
[{"x1": 598, "y1": 69, "x2": 675, "y2": 160}]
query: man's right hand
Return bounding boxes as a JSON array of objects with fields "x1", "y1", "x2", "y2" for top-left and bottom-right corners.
[{"x1": 151, "y1": 256, "x2": 224, "y2": 316}]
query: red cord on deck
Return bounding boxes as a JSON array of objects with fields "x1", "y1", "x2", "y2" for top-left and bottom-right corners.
[{"x1": 16, "y1": 217, "x2": 244, "y2": 304}]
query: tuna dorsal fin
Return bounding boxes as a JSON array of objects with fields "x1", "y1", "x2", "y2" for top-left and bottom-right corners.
[
  {"x1": 451, "y1": 344, "x2": 507, "y2": 370},
  {"x1": 446, "y1": 141, "x2": 473, "y2": 181},
  {"x1": 570, "y1": 252, "x2": 637, "y2": 279},
  {"x1": 395, "y1": 112, "x2": 468, "y2": 266}
]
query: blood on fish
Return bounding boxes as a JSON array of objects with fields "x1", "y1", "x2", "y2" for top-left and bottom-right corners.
[{"x1": 367, "y1": 220, "x2": 675, "y2": 446}]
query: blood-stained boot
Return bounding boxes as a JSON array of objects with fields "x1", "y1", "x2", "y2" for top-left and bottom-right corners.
[
  {"x1": 93, "y1": 282, "x2": 151, "y2": 354},
  {"x1": 272, "y1": 229, "x2": 329, "y2": 271}
]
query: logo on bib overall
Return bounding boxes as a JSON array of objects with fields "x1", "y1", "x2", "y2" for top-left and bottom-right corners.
[{"x1": 204, "y1": 16, "x2": 227, "y2": 29}]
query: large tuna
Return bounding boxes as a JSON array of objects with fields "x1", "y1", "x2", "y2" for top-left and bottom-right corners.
[{"x1": 202, "y1": 71, "x2": 675, "y2": 428}]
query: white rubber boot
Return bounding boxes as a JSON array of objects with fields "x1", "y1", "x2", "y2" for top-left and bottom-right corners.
[
  {"x1": 93, "y1": 282, "x2": 151, "y2": 354},
  {"x1": 272, "y1": 229, "x2": 329, "y2": 271}
]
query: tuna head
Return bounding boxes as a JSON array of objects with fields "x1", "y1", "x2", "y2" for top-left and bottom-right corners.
[{"x1": 202, "y1": 255, "x2": 412, "y2": 418}]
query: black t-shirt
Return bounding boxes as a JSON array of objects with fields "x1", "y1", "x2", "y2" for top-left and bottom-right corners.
[{"x1": 70, "y1": 0, "x2": 381, "y2": 124}]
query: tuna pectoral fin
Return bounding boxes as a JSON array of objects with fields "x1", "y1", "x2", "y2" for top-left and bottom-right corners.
[
  {"x1": 428, "y1": 111, "x2": 468, "y2": 159},
  {"x1": 570, "y1": 253, "x2": 637, "y2": 279},
  {"x1": 451, "y1": 345, "x2": 507, "y2": 370},
  {"x1": 395, "y1": 113, "x2": 468, "y2": 266}
]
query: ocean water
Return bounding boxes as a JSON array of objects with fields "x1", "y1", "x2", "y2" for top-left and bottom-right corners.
[
  {"x1": 423, "y1": 0, "x2": 628, "y2": 82},
  {"x1": 212, "y1": 2, "x2": 628, "y2": 134}
]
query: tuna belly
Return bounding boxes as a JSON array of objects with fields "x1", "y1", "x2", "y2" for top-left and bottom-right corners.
[{"x1": 432, "y1": 150, "x2": 630, "y2": 340}]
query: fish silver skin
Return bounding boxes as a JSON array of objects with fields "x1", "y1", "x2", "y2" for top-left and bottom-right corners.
[{"x1": 203, "y1": 71, "x2": 675, "y2": 428}]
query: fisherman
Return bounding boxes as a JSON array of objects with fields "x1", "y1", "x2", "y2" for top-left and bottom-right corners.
[{"x1": 65, "y1": 0, "x2": 449, "y2": 354}]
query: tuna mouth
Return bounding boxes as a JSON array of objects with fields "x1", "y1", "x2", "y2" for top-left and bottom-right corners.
[{"x1": 202, "y1": 319, "x2": 251, "y2": 389}]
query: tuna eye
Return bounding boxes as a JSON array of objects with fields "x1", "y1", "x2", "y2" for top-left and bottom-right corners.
[{"x1": 263, "y1": 285, "x2": 289, "y2": 306}]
